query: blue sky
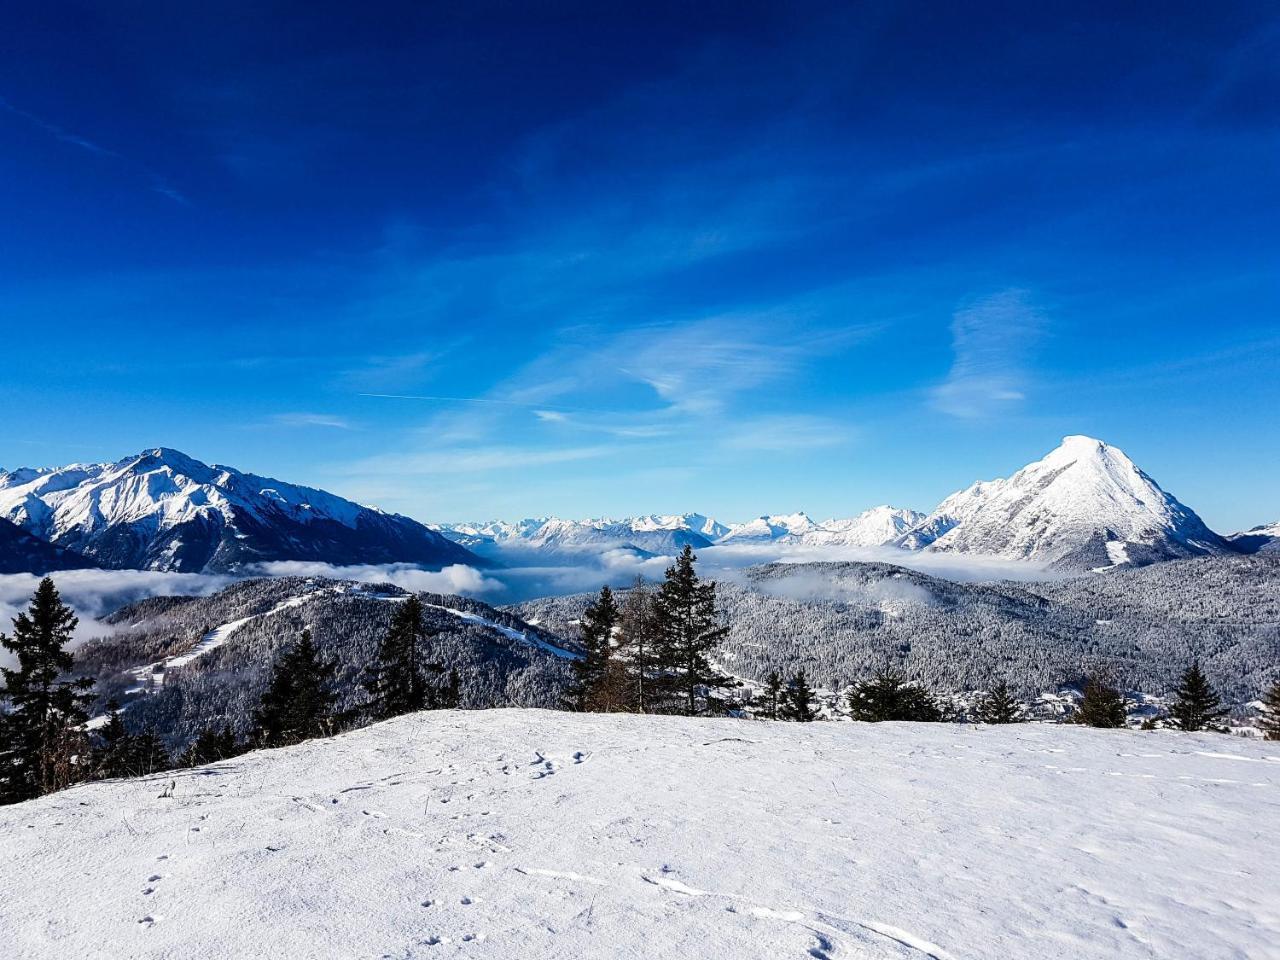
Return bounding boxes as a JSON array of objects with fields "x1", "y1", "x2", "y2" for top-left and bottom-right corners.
[{"x1": 1, "y1": 2, "x2": 1277, "y2": 532}]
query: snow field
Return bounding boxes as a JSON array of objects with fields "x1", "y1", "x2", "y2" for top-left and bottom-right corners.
[{"x1": 1, "y1": 710, "x2": 1277, "y2": 959}]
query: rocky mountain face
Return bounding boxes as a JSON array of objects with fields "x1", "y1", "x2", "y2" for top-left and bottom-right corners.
[{"x1": 0, "y1": 516, "x2": 96, "y2": 574}]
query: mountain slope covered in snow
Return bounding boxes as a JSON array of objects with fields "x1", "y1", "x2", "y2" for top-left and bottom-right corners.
[
  {"x1": 895, "y1": 436, "x2": 1228, "y2": 570},
  {"x1": 1228, "y1": 521, "x2": 1280, "y2": 555},
  {"x1": 73, "y1": 576, "x2": 574, "y2": 748},
  {"x1": 0, "y1": 449, "x2": 478, "y2": 573},
  {"x1": 512, "y1": 556, "x2": 1280, "y2": 704},
  {"x1": 1, "y1": 710, "x2": 1275, "y2": 959}
]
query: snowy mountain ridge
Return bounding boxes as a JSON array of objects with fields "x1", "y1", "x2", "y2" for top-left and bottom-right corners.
[
  {"x1": 893, "y1": 435, "x2": 1230, "y2": 570},
  {"x1": 0, "y1": 448, "x2": 478, "y2": 574}
]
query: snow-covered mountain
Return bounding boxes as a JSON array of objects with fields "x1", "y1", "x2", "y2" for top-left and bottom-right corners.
[
  {"x1": 1227, "y1": 521, "x2": 1280, "y2": 555},
  {"x1": 0, "y1": 448, "x2": 479, "y2": 574},
  {"x1": 895, "y1": 435, "x2": 1229, "y2": 570},
  {"x1": 438, "y1": 514, "x2": 729, "y2": 554},
  {"x1": 720, "y1": 507, "x2": 926, "y2": 547}
]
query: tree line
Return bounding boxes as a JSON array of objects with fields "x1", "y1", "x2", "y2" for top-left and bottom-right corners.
[
  {"x1": 567, "y1": 548, "x2": 1275, "y2": 734},
  {"x1": 0, "y1": 582, "x2": 460, "y2": 804},
  {"x1": 2, "y1": 566, "x2": 1278, "y2": 806}
]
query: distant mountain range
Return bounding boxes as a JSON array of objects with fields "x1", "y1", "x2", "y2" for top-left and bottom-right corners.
[
  {"x1": 0, "y1": 437, "x2": 1271, "y2": 576},
  {"x1": 0, "y1": 448, "x2": 478, "y2": 574},
  {"x1": 441, "y1": 436, "x2": 1260, "y2": 571}
]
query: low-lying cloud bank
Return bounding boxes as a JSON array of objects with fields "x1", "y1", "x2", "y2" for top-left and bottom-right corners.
[{"x1": 0, "y1": 545, "x2": 1059, "y2": 655}]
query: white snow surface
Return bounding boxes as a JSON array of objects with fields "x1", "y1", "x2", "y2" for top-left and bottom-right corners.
[{"x1": 3, "y1": 710, "x2": 1277, "y2": 959}]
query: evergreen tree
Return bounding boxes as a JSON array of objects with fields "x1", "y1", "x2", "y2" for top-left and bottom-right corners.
[
  {"x1": 756, "y1": 670, "x2": 783, "y2": 720},
  {"x1": 93, "y1": 700, "x2": 134, "y2": 779},
  {"x1": 652, "y1": 546, "x2": 734, "y2": 716},
  {"x1": 254, "y1": 629, "x2": 338, "y2": 747},
  {"x1": 179, "y1": 724, "x2": 240, "y2": 768},
  {"x1": 569, "y1": 585, "x2": 620, "y2": 711},
  {"x1": 440, "y1": 668, "x2": 461, "y2": 710},
  {"x1": 1260, "y1": 680, "x2": 1280, "y2": 741},
  {"x1": 364, "y1": 596, "x2": 433, "y2": 720},
  {"x1": 127, "y1": 728, "x2": 172, "y2": 777},
  {"x1": 846, "y1": 668, "x2": 942, "y2": 722},
  {"x1": 0, "y1": 577, "x2": 95, "y2": 803},
  {"x1": 1167, "y1": 661, "x2": 1228, "y2": 733},
  {"x1": 972, "y1": 680, "x2": 1024, "y2": 724},
  {"x1": 780, "y1": 670, "x2": 817, "y2": 722},
  {"x1": 1074, "y1": 675, "x2": 1127, "y2": 728},
  {"x1": 615, "y1": 577, "x2": 661, "y2": 713}
]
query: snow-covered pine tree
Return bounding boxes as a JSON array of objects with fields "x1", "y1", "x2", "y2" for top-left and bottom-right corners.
[
  {"x1": 846, "y1": 668, "x2": 941, "y2": 722},
  {"x1": 780, "y1": 670, "x2": 817, "y2": 722},
  {"x1": 1167, "y1": 661, "x2": 1228, "y2": 733},
  {"x1": 652, "y1": 546, "x2": 735, "y2": 716},
  {"x1": 364, "y1": 595, "x2": 432, "y2": 720},
  {"x1": 1074, "y1": 675, "x2": 1127, "y2": 728},
  {"x1": 0, "y1": 577, "x2": 95, "y2": 803},
  {"x1": 1261, "y1": 680, "x2": 1280, "y2": 741},
  {"x1": 254, "y1": 629, "x2": 338, "y2": 747},
  {"x1": 569, "y1": 585, "x2": 619, "y2": 711},
  {"x1": 756, "y1": 670, "x2": 783, "y2": 720},
  {"x1": 972, "y1": 680, "x2": 1024, "y2": 724}
]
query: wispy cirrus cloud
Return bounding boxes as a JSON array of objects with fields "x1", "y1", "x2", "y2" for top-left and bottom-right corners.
[
  {"x1": 931, "y1": 289, "x2": 1046, "y2": 419},
  {"x1": 270, "y1": 412, "x2": 353, "y2": 430},
  {"x1": 0, "y1": 94, "x2": 189, "y2": 205}
]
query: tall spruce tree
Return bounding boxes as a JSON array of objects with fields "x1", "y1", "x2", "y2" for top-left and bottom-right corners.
[
  {"x1": 570, "y1": 585, "x2": 620, "y2": 711},
  {"x1": 254, "y1": 629, "x2": 338, "y2": 747},
  {"x1": 92, "y1": 700, "x2": 133, "y2": 779},
  {"x1": 846, "y1": 668, "x2": 942, "y2": 722},
  {"x1": 780, "y1": 670, "x2": 817, "y2": 722},
  {"x1": 1074, "y1": 675, "x2": 1127, "y2": 728},
  {"x1": 1167, "y1": 661, "x2": 1227, "y2": 732},
  {"x1": 0, "y1": 577, "x2": 95, "y2": 803},
  {"x1": 615, "y1": 577, "x2": 661, "y2": 713},
  {"x1": 972, "y1": 680, "x2": 1024, "y2": 724},
  {"x1": 652, "y1": 546, "x2": 734, "y2": 716},
  {"x1": 364, "y1": 595, "x2": 433, "y2": 720},
  {"x1": 756, "y1": 670, "x2": 783, "y2": 720},
  {"x1": 1261, "y1": 680, "x2": 1280, "y2": 741}
]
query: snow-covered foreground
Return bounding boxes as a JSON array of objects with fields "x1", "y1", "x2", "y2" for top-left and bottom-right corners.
[{"x1": 2, "y1": 712, "x2": 1278, "y2": 959}]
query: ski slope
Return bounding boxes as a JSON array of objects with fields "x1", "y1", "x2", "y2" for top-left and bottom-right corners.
[{"x1": 2, "y1": 710, "x2": 1277, "y2": 959}]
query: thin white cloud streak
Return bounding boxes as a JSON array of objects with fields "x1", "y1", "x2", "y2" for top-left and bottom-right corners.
[
  {"x1": 721, "y1": 415, "x2": 852, "y2": 452},
  {"x1": 931, "y1": 289, "x2": 1046, "y2": 419},
  {"x1": 0, "y1": 95, "x2": 189, "y2": 205},
  {"x1": 270, "y1": 413, "x2": 353, "y2": 429}
]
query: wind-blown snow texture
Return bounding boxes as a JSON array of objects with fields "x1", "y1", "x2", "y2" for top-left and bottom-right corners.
[
  {"x1": 0, "y1": 448, "x2": 478, "y2": 573},
  {"x1": 1, "y1": 710, "x2": 1277, "y2": 959},
  {"x1": 896, "y1": 435, "x2": 1229, "y2": 570}
]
